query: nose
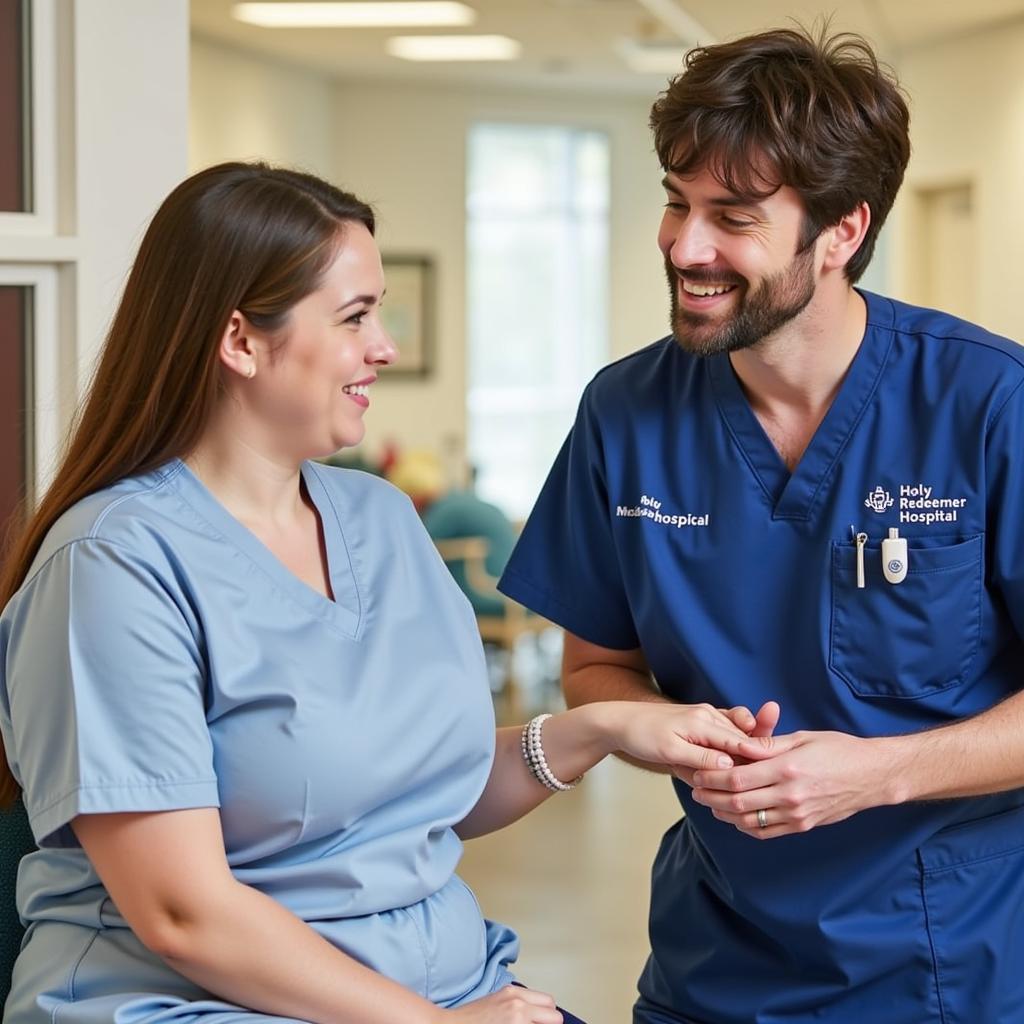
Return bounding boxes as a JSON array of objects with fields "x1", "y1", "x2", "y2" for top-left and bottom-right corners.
[
  {"x1": 661, "y1": 212, "x2": 717, "y2": 269},
  {"x1": 367, "y1": 323, "x2": 399, "y2": 367}
]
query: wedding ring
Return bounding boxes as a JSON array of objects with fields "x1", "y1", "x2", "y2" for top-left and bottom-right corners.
[{"x1": 757, "y1": 808, "x2": 768, "y2": 829}]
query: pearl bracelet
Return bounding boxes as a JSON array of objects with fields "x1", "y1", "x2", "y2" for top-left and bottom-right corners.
[{"x1": 520, "y1": 713, "x2": 583, "y2": 792}]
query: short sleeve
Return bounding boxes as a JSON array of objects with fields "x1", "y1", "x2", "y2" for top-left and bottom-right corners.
[
  {"x1": 986, "y1": 379, "x2": 1024, "y2": 644},
  {"x1": 1, "y1": 539, "x2": 219, "y2": 847},
  {"x1": 499, "y1": 385, "x2": 640, "y2": 650}
]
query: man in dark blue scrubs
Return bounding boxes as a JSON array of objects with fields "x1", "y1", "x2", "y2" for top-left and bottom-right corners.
[{"x1": 499, "y1": 26, "x2": 1024, "y2": 1024}]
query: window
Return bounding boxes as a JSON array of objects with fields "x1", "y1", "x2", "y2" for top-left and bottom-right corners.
[
  {"x1": 0, "y1": 1, "x2": 30, "y2": 213},
  {"x1": 466, "y1": 123, "x2": 609, "y2": 520},
  {"x1": 0, "y1": 286, "x2": 31, "y2": 532},
  {"x1": 1, "y1": 0, "x2": 57, "y2": 235}
]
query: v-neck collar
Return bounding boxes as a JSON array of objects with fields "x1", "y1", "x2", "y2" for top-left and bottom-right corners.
[
  {"x1": 162, "y1": 458, "x2": 363, "y2": 638},
  {"x1": 706, "y1": 289, "x2": 894, "y2": 521}
]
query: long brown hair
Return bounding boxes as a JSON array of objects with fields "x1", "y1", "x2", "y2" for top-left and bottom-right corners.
[
  {"x1": 0, "y1": 162, "x2": 375, "y2": 806},
  {"x1": 649, "y1": 25, "x2": 910, "y2": 283}
]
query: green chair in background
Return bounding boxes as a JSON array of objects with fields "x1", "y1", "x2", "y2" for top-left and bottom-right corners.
[
  {"x1": 1, "y1": 796, "x2": 34, "y2": 1009},
  {"x1": 424, "y1": 488, "x2": 518, "y2": 619},
  {"x1": 425, "y1": 488, "x2": 551, "y2": 714}
]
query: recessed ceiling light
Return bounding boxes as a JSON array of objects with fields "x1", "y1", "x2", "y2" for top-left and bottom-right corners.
[
  {"x1": 232, "y1": 3, "x2": 477, "y2": 28},
  {"x1": 386, "y1": 34, "x2": 521, "y2": 61}
]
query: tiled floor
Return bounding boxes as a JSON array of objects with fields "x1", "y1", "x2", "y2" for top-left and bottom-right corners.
[{"x1": 459, "y1": 756, "x2": 683, "y2": 1024}]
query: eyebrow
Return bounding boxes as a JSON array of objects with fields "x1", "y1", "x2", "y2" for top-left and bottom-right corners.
[
  {"x1": 334, "y1": 289, "x2": 385, "y2": 314},
  {"x1": 661, "y1": 177, "x2": 768, "y2": 214}
]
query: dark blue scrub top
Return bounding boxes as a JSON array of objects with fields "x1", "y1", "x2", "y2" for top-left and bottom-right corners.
[{"x1": 500, "y1": 291, "x2": 1024, "y2": 1023}]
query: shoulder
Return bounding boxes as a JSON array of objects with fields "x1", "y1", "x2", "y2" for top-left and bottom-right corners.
[
  {"x1": 866, "y1": 291, "x2": 1024, "y2": 396},
  {"x1": 582, "y1": 336, "x2": 695, "y2": 410},
  {"x1": 26, "y1": 462, "x2": 193, "y2": 588},
  {"x1": 303, "y1": 461, "x2": 419, "y2": 521}
]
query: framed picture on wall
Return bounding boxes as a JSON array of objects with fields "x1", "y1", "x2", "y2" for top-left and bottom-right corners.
[{"x1": 381, "y1": 254, "x2": 434, "y2": 377}]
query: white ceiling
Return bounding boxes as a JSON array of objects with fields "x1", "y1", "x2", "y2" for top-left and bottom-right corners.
[{"x1": 190, "y1": 0, "x2": 1024, "y2": 94}]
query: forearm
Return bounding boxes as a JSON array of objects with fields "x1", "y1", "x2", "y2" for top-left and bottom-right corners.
[
  {"x1": 880, "y1": 689, "x2": 1024, "y2": 804},
  {"x1": 563, "y1": 658, "x2": 667, "y2": 707},
  {"x1": 456, "y1": 707, "x2": 614, "y2": 839},
  {"x1": 154, "y1": 880, "x2": 440, "y2": 1024}
]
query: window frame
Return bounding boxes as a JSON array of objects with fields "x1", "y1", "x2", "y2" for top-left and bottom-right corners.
[{"x1": 0, "y1": 264, "x2": 60, "y2": 501}]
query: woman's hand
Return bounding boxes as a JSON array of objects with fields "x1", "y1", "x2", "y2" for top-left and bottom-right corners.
[
  {"x1": 440, "y1": 985, "x2": 563, "y2": 1023},
  {"x1": 671, "y1": 700, "x2": 781, "y2": 786},
  {"x1": 602, "y1": 699, "x2": 781, "y2": 774}
]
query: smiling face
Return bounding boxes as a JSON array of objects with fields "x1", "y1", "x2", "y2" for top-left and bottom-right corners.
[
  {"x1": 658, "y1": 166, "x2": 820, "y2": 356},
  {"x1": 248, "y1": 221, "x2": 398, "y2": 459}
]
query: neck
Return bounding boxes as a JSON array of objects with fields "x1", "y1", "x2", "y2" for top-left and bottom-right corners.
[
  {"x1": 185, "y1": 425, "x2": 306, "y2": 530},
  {"x1": 729, "y1": 285, "x2": 867, "y2": 420}
]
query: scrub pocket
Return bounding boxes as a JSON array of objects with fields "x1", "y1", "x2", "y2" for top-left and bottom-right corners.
[
  {"x1": 829, "y1": 535, "x2": 982, "y2": 699},
  {"x1": 918, "y1": 803, "x2": 1024, "y2": 1024}
]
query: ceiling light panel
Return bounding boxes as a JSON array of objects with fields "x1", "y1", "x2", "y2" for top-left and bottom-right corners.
[
  {"x1": 617, "y1": 38, "x2": 689, "y2": 74},
  {"x1": 232, "y1": 3, "x2": 477, "y2": 28},
  {"x1": 386, "y1": 34, "x2": 521, "y2": 61}
]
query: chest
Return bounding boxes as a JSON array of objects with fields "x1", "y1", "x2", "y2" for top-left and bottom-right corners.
[
  {"x1": 601, "y1": 399, "x2": 1000, "y2": 729},
  {"x1": 752, "y1": 406, "x2": 823, "y2": 473},
  {"x1": 175, "y1": 522, "x2": 494, "y2": 860},
  {"x1": 248, "y1": 510, "x2": 333, "y2": 601}
]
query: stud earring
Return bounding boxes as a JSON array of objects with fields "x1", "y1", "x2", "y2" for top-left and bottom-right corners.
[{"x1": 246, "y1": 364, "x2": 255, "y2": 379}]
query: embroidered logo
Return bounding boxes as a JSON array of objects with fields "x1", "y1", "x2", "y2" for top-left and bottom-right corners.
[
  {"x1": 615, "y1": 493, "x2": 709, "y2": 528},
  {"x1": 863, "y1": 483, "x2": 969, "y2": 525},
  {"x1": 864, "y1": 486, "x2": 894, "y2": 514}
]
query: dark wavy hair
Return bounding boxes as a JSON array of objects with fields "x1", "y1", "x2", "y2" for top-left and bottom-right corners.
[
  {"x1": 0, "y1": 162, "x2": 375, "y2": 807},
  {"x1": 650, "y1": 25, "x2": 911, "y2": 282}
]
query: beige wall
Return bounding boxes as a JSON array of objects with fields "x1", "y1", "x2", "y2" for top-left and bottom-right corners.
[
  {"x1": 77, "y1": 3, "x2": 190, "y2": 382},
  {"x1": 190, "y1": 42, "x2": 669, "y2": 462},
  {"x1": 894, "y1": 20, "x2": 1024, "y2": 342},
  {"x1": 190, "y1": 36, "x2": 334, "y2": 177}
]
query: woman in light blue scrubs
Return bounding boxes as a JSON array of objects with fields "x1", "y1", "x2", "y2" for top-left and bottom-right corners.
[{"x1": 0, "y1": 164, "x2": 769, "y2": 1024}]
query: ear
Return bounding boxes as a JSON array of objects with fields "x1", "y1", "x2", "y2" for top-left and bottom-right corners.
[
  {"x1": 217, "y1": 310, "x2": 259, "y2": 381},
  {"x1": 820, "y1": 202, "x2": 871, "y2": 273}
]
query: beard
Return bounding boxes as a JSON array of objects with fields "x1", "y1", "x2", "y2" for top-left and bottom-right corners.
[{"x1": 666, "y1": 244, "x2": 817, "y2": 357}]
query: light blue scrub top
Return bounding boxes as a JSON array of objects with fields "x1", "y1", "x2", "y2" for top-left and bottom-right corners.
[
  {"x1": 0, "y1": 460, "x2": 518, "y2": 1023},
  {"x1": 500, "y1": 291, "x2": 1024, "y2": 1023}
]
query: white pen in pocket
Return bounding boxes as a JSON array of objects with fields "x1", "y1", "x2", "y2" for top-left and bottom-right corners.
[
  {"x1": 882, "y1": 527, "x2": 908, "y2": 584},
  {"x1": 855, "y1": 532, "x2": 868, "y2": 589}
]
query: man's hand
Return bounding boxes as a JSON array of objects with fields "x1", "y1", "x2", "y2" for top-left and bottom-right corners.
[{"x1": 689, "y1": 730, "x2": 896, "y2": 838}]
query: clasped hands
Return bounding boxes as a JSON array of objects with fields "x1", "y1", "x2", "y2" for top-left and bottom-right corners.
[{"x1": 612, "y1": 700, "x2": 890, "y2": 840}]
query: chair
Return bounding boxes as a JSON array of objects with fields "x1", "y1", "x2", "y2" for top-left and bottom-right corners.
[
  {"x1": 425, "y1": 489, "x2": 553, "y2": 713},
  {"x1": 1, "y1": 796, "x2": 34, "y2": 1009},
  {"x1": 424, "y1": 491, "x2": 515, "y2": 612},
  {"x1": 432, "y1": 535, "x2": 550, "y2": 714},
  {"x1": 431, "y1": 537, "x2": 547, "y2": 642}
]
